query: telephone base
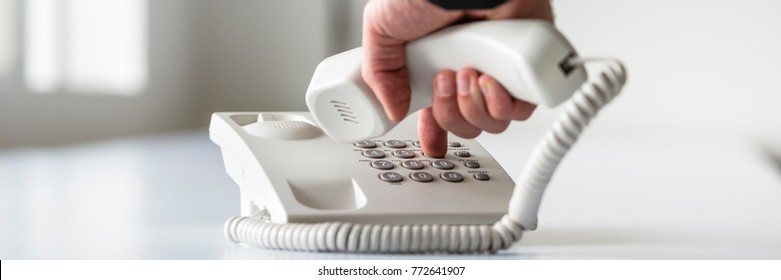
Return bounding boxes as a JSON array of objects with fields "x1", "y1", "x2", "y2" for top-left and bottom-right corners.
[{"x1": 210, "y1": 111, "x2": 516, "y2": 225}]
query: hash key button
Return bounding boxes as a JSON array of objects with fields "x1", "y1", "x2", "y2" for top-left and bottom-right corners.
[{"x1": 440, "y1": 172, "x2": 464, "y2": 182}]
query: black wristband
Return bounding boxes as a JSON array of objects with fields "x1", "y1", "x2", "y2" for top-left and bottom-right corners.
[{"x1": 428, "y1": 0, "x2": 507, "y2": 10}]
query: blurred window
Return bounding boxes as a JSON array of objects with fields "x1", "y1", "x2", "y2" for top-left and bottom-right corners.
[
  {"x1": 0, "y1": 0, "x2": 17, "y2": 80},
  {"x1": 24, "y1": 0, "x2": 147, "y2": 95}
]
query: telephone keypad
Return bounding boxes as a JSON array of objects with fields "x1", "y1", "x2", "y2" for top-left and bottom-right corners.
[{"x1": 354, "y1": 139, "x2": 493, "y2": 184}]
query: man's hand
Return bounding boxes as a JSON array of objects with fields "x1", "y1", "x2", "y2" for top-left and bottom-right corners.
[{"x1": 362, "y1": 0, "x2": 553, "y2": 157}]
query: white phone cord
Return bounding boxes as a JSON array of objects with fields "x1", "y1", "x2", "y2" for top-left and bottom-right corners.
[{"x1": 224, "y1": 58, "x2": 626, "y2": 253}]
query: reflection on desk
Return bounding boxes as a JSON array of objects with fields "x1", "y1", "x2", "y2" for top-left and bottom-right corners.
[{"x1": 1, "y1": 127, "x2": 780, "y2": 259}]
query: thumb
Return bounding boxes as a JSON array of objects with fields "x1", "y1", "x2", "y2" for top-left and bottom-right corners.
[
  {"x1": 361, "y1": 0, "x2": 464, "y2": 122},
  {"x1": 361, "y1": 51, "x2": 412, "y2": 122}
]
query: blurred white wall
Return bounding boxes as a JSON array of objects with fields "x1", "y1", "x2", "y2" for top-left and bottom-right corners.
[
  {"x1": 552, "y1": 0, "x2": 781, "y2": 143},
  {"x1": 0, "y1": 0, "x2": 367, "y2": 148},
  {"x1": 0, "y1": 0, "x2": 200, "y2": 147},
  {"x1": 2, "y1": 0, "x2": 780, "y2": 149},
  {"x1": 193, "y1": 0, "x2": 365, "y2": 115}
]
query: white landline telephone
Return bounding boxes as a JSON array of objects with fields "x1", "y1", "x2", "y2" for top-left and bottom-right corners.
[{"x1": 210, "y1": 20, "x2": 626, "y2": 253}]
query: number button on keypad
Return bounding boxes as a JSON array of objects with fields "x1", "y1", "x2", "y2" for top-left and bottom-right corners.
[
  {"x1": 431, "y1": 159, "x2": 455, "y2": 170},
  {"x1": 354, "y1": 140, "x2": 377, "y2": 148},
  {"x1": 401, "y1": 160, "x2": 424, "y2": 170},
  {"x1": 371, "y1": 160, "x2": 394, "y2": 170},
  {"x1": 384, "y1": 140, "x2": 406, "y2": 148},
  {"x1": 409, "y1": 172, "x2": 434, "y2": 182},
  {"x1": 392, "y1": 149, "x2": 415, "y2": 158},
  {"x1": 362, "y1": 149, "x2": 385, "y2": 159}
]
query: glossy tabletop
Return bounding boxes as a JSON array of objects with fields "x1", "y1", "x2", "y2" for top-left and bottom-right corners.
[{"x1": 1, "y1": 123, "x2": 780, "y2": 259}]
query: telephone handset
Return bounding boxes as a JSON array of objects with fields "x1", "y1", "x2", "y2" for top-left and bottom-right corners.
[
  {"x1": 210, "y1": 20, "x2": 626, "y2": 253},
  {"x1": 305, "y1": 20, "x2": 586, "y2": 143}
]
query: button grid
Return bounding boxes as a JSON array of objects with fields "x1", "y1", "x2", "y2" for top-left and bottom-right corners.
[{"x1": 355, "y1": 139, "x2": 490, "y2": 184}]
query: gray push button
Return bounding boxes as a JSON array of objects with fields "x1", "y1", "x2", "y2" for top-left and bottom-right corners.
[
  {"x1": 401, "y1": 160, "x2": 424, "y2": 170},
  {"x1": 464, "y1": 160, "x2": 480, "y2": 168},
  {"x1": 422, "y1": 152, "x2": 444, "y2": 158},
  {"x1": 413, "y1": 140, "x2": 421, "y2": 147},
  {"x1": 354, "y1": 140, "x2": 377, "y2": 148},
  {"x1": 409, "y1": 172, "x2": 434, "y2": 182},
  {"x1": 392, "y1": 149, "x2": 415, "y2": 158},
  {"x1": 454, "y1": 151, "x2": 471, "y2": 158},
  {"x1": 431, "y1": 159, "x2": 455, "y2": 170},
  {"x1": 448, "y1": 141, "x2": 462, "y2": 148},
  {"x1": 440, "y1": 172, "x2": 464, "y2": 182},
  {"x1": 384, "y1": 140, "x2": 407, "y2": 148},
  {"x1": 473, "y1": 173, "x2": 490, "y2": 181},
  {"x1": 379, "y1": 172, "x2": 403, "y2": 182},
  {"x1": 371, "y1": 160, "x2": 394, "y2": 170},
  {"x1": 362, "y1": 149, "x2": 385, "y2": 158}
]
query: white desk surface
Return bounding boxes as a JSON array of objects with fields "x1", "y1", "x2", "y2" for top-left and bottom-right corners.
[{"x1": 2, "y1": 123, "x2": 780, "y2": 259}]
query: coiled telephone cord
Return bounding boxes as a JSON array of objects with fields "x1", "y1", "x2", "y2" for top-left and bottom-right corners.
[{"x1": 224, "y1": 58, "x2": 626, "y2": 253}]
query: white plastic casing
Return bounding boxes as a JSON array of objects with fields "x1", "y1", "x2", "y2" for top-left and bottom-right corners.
[
  {"x1": 305, "y1": 20, "x2": 587, "y2": 143},
  {"x1": 209, "y1": 112, "x2": 515, "y2": 224}
]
